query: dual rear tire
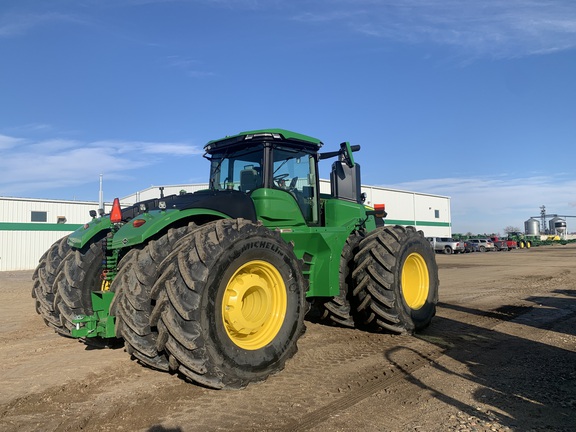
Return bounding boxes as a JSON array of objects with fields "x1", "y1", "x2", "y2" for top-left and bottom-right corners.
[
  {"x1": 109, "y1": 224, "x2": 198, "y2": 370},
  {"x1": 152, "y1": 219, "x2": 307, "y2": 389},
  {"x1": 351, "y1": 225, "x2": 439, "y2": 334},
  {"x1": 32, "y1": 234, "x2": 107, "y2": 338},
  {"x1": 32, "y1": 236, "x2": 71, "y2": 336}
]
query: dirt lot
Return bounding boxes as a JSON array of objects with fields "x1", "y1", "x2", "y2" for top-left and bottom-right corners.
[{"x1": 1, "y1": 245, "x2": 575, "y2": 432}]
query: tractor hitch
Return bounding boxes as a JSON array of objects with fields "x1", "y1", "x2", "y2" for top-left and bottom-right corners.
[{"x1": 71, "y1": 291, "x2": 116, "y2": 338}]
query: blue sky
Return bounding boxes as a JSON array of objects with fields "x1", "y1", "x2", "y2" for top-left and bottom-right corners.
[{"x1": 1, "y1": 0, "x2": 575, "y2": 234}]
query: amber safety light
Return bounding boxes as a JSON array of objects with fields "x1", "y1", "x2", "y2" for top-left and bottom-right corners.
[
  {"x1": 132, "y1": 219, "x2": 146, "y2": 228},
  {"x1": 374, "y1": 203, "x2": 386, "y2": 218},
  {"x1": 110, "y1": 198, "x2": 122, "y2": 223}
]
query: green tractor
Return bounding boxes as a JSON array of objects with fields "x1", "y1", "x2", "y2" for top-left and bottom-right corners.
[
  {"x1": 506, "y1": 232, "x2": 537, "y2": 249},
  {"x1": 32, "y1": 129, "x2": 439, "y2": 389}
]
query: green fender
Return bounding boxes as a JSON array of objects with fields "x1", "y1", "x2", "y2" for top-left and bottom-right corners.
[
  {"x1": 110, "y1": 208, "x2": 229, "y2": 249},
  {"x1": 67, "y1": 217, "x2": 113, "y2": 249}
]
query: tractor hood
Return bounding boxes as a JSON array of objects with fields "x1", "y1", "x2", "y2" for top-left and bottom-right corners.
[{"x1": 68, "y1": 190, "x2": 257, "y2": 250}]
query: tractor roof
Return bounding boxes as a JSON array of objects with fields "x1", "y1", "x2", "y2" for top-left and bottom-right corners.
[{"x1": 204, "y1": 129, "x2": 323, "y2": 153}]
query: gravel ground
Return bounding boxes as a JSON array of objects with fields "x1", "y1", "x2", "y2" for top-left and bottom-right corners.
[{"x1": 1, "y1": 244, "x2": 575, "y2": 431}]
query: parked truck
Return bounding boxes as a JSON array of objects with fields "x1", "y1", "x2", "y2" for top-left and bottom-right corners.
[
  {"x1": 426, "y1": 237, "x2": 465, "y2": 254},
  {"x1": 32, "y1": 129, "x2": 439, "y2": 389},
  {"x1": 490, "y1": 236, "x2": 516, "y2": 251}
]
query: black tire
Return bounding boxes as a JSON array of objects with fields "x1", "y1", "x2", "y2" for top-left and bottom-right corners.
[
  {"x1": 53, "y1": 235, "x2": 109, "y2": 335},
  {"x1": 443, "y1": 246, "x2": 452, "y2": 255},
  {"x1": 32, "y1": 235, "x2": 71, "y2": 336},
  {"x1": 351, "y1": 225, "x2": 439, "y2": 334},
  {"x1": 479, "y1": 246, "x2": 486, "y2": 252},
  {"x1": 153, "y1": 219, "x2": 307, "y2": 389},
  {"x1": 109, "y1": 224, "x2": 198, "y2": 371},
  {"x1": 307, "y1": 231, "x2": 364, "y2": 328}
]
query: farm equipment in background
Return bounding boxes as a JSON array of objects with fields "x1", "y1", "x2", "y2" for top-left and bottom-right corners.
[
  {"x1": 32, "y1": 129, "x2": 439, "y2": 389},
  {"x1": 497, "y1": 232, "x2": 574, "y2": 248},
  {"x1": 505, "y1": 232, "x2": 547, "y2": 248}
]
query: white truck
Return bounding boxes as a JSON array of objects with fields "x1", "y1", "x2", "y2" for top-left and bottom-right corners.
[{"x1": 426, "y1": 237, "x2": 465, "y2": 254}]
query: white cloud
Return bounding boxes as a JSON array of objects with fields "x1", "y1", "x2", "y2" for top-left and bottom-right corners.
[
  {"x1": 0, "y1": 134, "x2": 25, "y2": 150},
  {"x1": 91, "y1": 140, "x2": 203, "y2": 156},
  {"x1": 0, "y1": 134, "x2": 202, "y2": 196},
  {"x1": 163, "y1": 56, "x2": 216, "y2": 79},
  {"x1": 0, "y1": 12, "x2": 83, "y2": 37},
  {"x1": 292, "y1": 0, "x2": 576, "y2": 58},
  {"x1": 141, "y1": 143, "x2": 203, "y2": 155},
  {"x1": 386, "y1": 174, "x2": 576, "y2": 234}
]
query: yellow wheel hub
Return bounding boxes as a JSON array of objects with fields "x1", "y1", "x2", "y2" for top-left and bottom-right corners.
[
  {"x1": 222, "y1": 260, "x2": 286, "y2": 350},
  {"x1": 401, "y1": 252, "x2": 429, "y2": 310}
]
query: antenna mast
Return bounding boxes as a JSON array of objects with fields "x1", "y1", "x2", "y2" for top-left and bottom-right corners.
[{"x1": 99, "y1": 174, "x2": 104, "y2": 213}]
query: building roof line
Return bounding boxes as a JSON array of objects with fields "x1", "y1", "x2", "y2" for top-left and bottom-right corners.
[{"x1": 122, "y1": 181, "x2": 451, "y2": 201}]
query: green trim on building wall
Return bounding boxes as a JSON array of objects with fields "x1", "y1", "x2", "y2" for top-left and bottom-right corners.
[
  {"x1": 0, "y1": 222, "x2": 83, "y2": 232},
  {"x1": 386, "y1": 219, "x2": 451, "y2": 228}
]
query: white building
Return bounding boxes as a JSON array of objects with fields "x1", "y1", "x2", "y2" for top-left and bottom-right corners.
[
  {"x1": 1, "y1": 183, "x2": 451, "y2": 271},
  {"x1": 353, "y1": 184, "x2": 451, "y2": 238},
  {"x1": 0, "y1": 196, "x2": 104, "y2": 271}
]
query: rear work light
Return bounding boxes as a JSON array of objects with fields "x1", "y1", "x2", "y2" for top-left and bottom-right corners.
[{"x1": 110, "y1": 198, "x2": 122, "y2": 224}]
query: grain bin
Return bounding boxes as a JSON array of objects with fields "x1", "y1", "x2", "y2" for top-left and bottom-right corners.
[
  {"x1": 525, "y1": 218, "x2": 540, "y2": 235},
  {"x1": 549, "y1": 217, "x2": 566, "y2": 235}
]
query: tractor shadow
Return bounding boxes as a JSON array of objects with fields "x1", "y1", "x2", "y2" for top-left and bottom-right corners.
[{"x1": 394, "y1": 291, "x2": 576, "y2": 431}]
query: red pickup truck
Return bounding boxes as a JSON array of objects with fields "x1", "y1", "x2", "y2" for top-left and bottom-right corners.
[{"x1": 490, "y1": 236, "x2": 518, "y2": 251}]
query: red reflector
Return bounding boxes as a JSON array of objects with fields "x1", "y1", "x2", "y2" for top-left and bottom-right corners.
[
  {"x1": 132, "y1": 219, "x2": 146, "y2": 228},
  {"x1": 110, "y1": 198, "x2": 122, "y2": 224}
]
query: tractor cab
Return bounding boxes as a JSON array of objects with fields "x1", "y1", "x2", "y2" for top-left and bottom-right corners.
[
  {"x1": 205, "y1": 129, "x2": 323, "y2": 225},
  {"x1": 204, "y1": 128, "x2": 367, "y2": 228}
]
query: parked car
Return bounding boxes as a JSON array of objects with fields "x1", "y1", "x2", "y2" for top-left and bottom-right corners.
[
  {"x1": 463, "y1": 240, "x2": 475, "y2": 253},
  {"x1": 467, "y1": 238, "x2": 495, "y2": 252},
  {"x1": 426, "y1": 237, "x2": 465, "y2": 254}
]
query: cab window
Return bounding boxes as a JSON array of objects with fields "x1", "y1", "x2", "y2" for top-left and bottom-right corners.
[
  {"x1": 272, "y1": 147, "x2": 318, "y2": 224},
  {"x1": 209, "y1": 147, "x2": 263, "y2": 193}
]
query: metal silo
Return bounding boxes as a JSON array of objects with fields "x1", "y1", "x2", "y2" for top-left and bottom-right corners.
[
  {"x1": 549, "y1": 217, "x2": 566, "y2": 235},
  {"x1": 525, "y1": 218, "x2": 540, "y2": 235}
]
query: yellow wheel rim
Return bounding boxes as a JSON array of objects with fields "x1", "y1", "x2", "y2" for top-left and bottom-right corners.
[
  {"x1": 222, "y1": 260, "x2": 286, "y2": 350},
  {"x1": 401, "y1": 252, "x2": 430, "y2": 310}
]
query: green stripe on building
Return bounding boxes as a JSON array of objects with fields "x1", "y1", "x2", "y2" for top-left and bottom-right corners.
[
  {"x1": 386, "y1": 219, "x2": 451, "y2": 227},
  {"x1": 0, "y1": 222, "x2": 83, "y2": 232},
  {"x1": 417, "y1": 221, "x2": 451, "y2": 227},
  {"x1": 384, "y1": 219, "x2": 451, "y2": 227}
]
